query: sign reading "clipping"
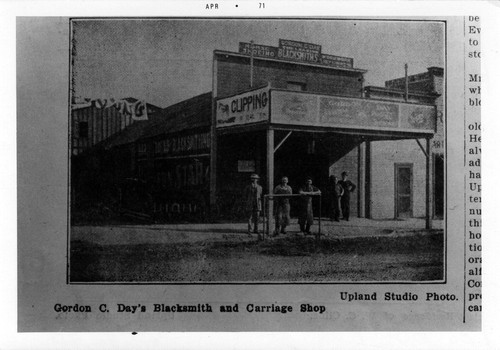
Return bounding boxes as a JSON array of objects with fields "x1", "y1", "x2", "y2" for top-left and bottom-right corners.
[{"x1": 216, "y1": 86, "x2": 270, "y2": 128}]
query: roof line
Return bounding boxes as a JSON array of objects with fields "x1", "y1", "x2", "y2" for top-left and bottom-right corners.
[
  {"x1": 214, "y1": 50, "x2": 367, "y2": 74},
  {"x1": 161, "y1": 91, "x2": 212, "y2": 111},
  {"x1": 364, "y1": 85, "x2": 440, "y2": 98}
]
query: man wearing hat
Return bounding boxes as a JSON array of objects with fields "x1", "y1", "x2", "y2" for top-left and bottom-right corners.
[
  {"x1": 298, "y1": 177, "x2": 321, "y2": 234},
  {"x1": 244, "y1": 174, "x2": 263, "y2": 235},
  {"x1": 326, "y1": 175, "x2": 344, "y2": 222},
  {"x1": 339, "y1": 171, "x2": 356, "y2": 221}
]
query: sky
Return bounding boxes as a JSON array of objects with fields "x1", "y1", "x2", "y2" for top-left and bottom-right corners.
[{"x1": 72, "y1": 19, "x2": 444, "y2": 108}]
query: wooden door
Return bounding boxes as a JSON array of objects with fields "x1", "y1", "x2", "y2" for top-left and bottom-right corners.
[{"x1": 395, "y1": 163, "x2": 413, "y2": 218}]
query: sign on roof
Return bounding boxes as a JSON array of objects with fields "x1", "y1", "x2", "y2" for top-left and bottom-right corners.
[
  {"x1": 239, "y1": 42, "x2": 278, "y2": 59},
  {"x1": 279, "y1": 39, "x2": 321, "y2": 53},
  {"x1": 320, "y1": 53, "x2": 354, "y2": 69},
  {"x1": 238, "y1": 39, "x2": 354, "y2": 69},
  {"x1": 278, "y1": 39, "x2": 321, "y2": 64}
]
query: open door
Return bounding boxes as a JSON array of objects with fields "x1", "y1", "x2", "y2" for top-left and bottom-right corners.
[{"x1": 434, "y1": 154, "x2": 444, "y2": 218}]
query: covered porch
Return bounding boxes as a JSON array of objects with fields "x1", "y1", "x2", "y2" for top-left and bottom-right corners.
[{"x1": 212, "y1": 86, "x2": 437, "y2": 228}]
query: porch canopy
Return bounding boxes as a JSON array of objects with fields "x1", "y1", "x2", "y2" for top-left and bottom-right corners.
[{"x1": 215, "y1": 85, "x2": 437, "y2": 228}]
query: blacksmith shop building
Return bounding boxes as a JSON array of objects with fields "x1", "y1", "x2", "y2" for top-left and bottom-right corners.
[{"x1": 72, "y1": 39, "x2": 444, "y2": 226}]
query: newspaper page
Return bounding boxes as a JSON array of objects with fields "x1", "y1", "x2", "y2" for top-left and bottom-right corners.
[{"x1": 3, "y1": 0, "x2": 500, "y2": 348}]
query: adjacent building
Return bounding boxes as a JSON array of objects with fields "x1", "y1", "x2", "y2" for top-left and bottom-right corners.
[
  {"x1": 71, "y1": 97, "x2": 161, "y2": 155},
  {"x1": 365, "y1": 67, "x2": 444, "y2": 219}
]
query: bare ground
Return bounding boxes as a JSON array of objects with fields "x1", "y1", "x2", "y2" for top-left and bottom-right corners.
[{"x1": 70, "y1": 233, "x2": 444, "y2": 282}]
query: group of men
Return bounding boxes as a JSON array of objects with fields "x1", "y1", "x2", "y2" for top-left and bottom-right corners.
[
  {"x1": 326, "y1": 173, "x2": 356, "y2": 222},
  {"x1": 244, "y1": 172, "x2": 356, "y2": 236}
]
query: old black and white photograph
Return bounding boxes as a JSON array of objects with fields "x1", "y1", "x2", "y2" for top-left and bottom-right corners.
[{"x1": 68, "y1": 18, "x2": 445, "y2": 283}]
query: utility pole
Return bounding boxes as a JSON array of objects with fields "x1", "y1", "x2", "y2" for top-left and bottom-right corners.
[
  {"x1": 404, "y1": 63, "x2": 409, "y2": 102},
  {"x1": 250, "y1": 40, "x2": 254, "y2": 87}
]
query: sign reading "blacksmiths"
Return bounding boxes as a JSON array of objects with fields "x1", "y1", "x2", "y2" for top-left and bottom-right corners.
[
  {"x1": 216, "y1": 86, "x2": 270, "y2": 128},
  {"x1": 278, "y1": 39, "x2": 321, "y2": 64},
  {"x1": 239, "y1": 39, "x2": 354, "y2": 69}
]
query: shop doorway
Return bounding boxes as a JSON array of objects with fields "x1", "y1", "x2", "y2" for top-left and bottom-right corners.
[
  {"x1": 433, "y1": 154, "x2": 444, "y2": 218},
  {"x1": 394, "y1": 163, "x2": 413, "y2": 218},
  {"x1": 273, "y1": 132, "x2": 329, "y2": 190},
  {"x1": 273, "y1": 132, "x2": 329, "y2": 217}
]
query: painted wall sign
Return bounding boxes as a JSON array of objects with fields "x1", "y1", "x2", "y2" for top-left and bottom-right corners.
[
  {"x1": 279, "y1": 39, "x2": 322, "y2": 53},
  {"x1": 154, "y1": 132, "x2": 211, "y2": 155},
  {"x1": 272, "y1": 92, "x2": 319, "y2": 125},
  {"x1": 93, "y1": 98, "x2": 148, "y2": 121},
  {"x1": 399, "y1": 104, "x2": 435, "y2": 130},
  {"x1": 237, "y1": 160, "x2": 256, "y2": 172},
  {"x1": 216, "y1": 86, "x2": 270, "y2": 128},
  {"x1": 239, "y1": 42, "x2": 278, "y2": 59},
  {"x1": 238, "y1": 40, "x2": 354, "y2": 69},
  {"x1": 152, "y1": 160, "x2": 210, "y2": 219},
  {"x1": 271, "y1": 90, "x2": 436, "y2": 133},
  {"x1": 320, "y1": 53, "x2": 354, "y2": 69},
  {"x1": 154, "y1": 160, "x2": 210, "y2": 190},
  {"x1": 320, "y1": 97, "x2": 399, "y2": 128}
]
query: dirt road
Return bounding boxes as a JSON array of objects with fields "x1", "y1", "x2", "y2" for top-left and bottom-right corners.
[{"x1": 70, "y1": 218, "x2": 444, "y2": 283}]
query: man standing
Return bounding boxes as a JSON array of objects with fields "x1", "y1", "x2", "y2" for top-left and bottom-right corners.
[
  {"x1": 273, "y1": 176, "x2": 293, "y2": 235},
  {"x1": 298, "y1": 177, "x2": 321, "y2": 234},
  {"x1": 326, "y1": 175, "x2": 344, "y2": 222},
  {"x1": 244, "y1": 174, "x2": 263, "y2": 235},
  {"x1": 339, "y1": 171, "x2": 356, "y2": 221}
]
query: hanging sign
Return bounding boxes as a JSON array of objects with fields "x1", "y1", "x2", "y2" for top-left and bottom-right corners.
[{"x1": 216, "y1": 86, "x2": 270, "y2": 128}]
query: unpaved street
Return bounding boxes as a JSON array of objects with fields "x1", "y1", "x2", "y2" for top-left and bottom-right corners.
[{"x1": 70, "y1": 218, "x2": 444, "y2": 282}]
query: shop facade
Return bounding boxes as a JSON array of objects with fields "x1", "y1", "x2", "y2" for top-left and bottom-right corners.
[{"x1": 210, "y1": 40, "x2": 440, "y2": 227}]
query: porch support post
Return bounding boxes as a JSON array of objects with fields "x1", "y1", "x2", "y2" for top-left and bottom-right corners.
[
  {"x1": 267, "y1": 128, "x2": 274, "y2": 236},
  {"x1": 209, "y1": 109, "x2": 217, "y2": 213},
  {"x1": 358, "y1": 142, "x2": 366, "y2": 218},
  {"x1": 365, "y1": 141, "x2": 372, "y2": 219},
  {"x1": 209, "y1": 53, "x2": 218, "y2": 216},
  {"x1": 426, "y1": 137, "x2": 432, "y2": 229}
]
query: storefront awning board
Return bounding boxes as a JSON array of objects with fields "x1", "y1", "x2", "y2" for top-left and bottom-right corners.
[
  {"x1": 216, "y1": 121, "x2": 269, "y2": 135},
  {"x1": 215, "y1": 88, "x2": 436, "y2": 140},
  {"x1": 268, "y1": 124, "x2": 432, "y2": 141},
  {"x1": 270, "y1": 89, "x2": 436, "y2": 134}
]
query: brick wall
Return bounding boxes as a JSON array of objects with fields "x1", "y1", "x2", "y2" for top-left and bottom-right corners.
[{"x1": 215, "y1": 54, "x2": 363, "y2": 98}]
